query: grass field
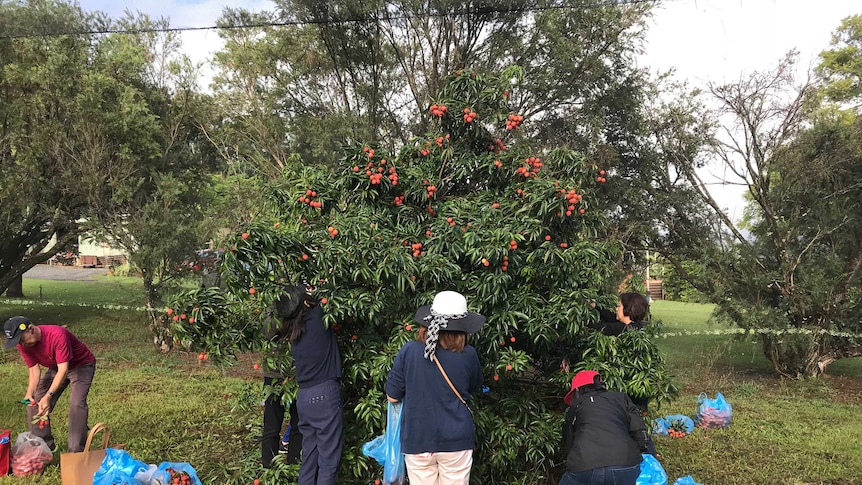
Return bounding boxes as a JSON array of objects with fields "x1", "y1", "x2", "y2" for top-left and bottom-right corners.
[{"x1": 2, "y1": 280, "x2": 861, "y2": 484}]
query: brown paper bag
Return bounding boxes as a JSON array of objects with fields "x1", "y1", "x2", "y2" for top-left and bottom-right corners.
[{"x1": 60, "y1": 423, "x2": 110, "y2": 485}]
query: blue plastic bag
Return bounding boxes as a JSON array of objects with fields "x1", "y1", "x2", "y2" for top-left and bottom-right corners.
[
  {"x1": 362, "y1": 402, "x2": 405, "y2": 485},
  {"x1": 673, "y1": 475, "x2": 703, "y2": 485},
  {"x1": 652, "y1": 417, "x2": 669, "y2": 436},
  {"x1": 664, "y1": 414, "x2": 695, "y2": 434},
  {"x1": 695, "y1": 392, "x2": 732, "y2": 428},
  {"x1": 636, "y1": 453, "x2": 668, "y2": 485},
  {"x1": 152, "y1": 462, "x2": 203, "y2": 485},
  {"x1": 93, "y1": 449, "x2": 149, "y2": 485}
]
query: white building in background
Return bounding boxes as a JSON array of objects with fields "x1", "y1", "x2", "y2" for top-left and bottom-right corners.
[
  {"x1": 43, "y1": 230, "x2": 128, "y2": 268},
  {"x1": 76, "y1": 233, "x2": 128, "y2": 267}
]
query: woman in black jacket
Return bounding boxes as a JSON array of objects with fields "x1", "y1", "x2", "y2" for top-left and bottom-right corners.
[
  {"x1": 587, "y1": 292, "x2": 649, "y2": 336},
  {"x1": 559, "y1": 370, "x2": 649, "y2": 485}
]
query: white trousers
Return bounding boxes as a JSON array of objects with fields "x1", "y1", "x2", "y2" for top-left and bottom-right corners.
[{"x1": 404, "y1": 449, "x2": 473, "y2": 485}]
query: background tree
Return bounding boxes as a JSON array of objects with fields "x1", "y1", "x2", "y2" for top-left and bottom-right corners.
[
  {"x1": 82, "y1": 14, "x2": 224, "y2": 351},
  {"x1": 818, "y1": 14, "x2": 862, "y2": 104},
  {"x1": 206, "y1": 1, "x2": 651, "y2": 163},
  {"x1": 648, "y1": 50, "x2": 862, "y2": 377},
  {"x1": 169, "y1": 70, "x2": 676, "y2": 484},
  {"x1": 0, "y1": 0, "x2": 111, "y2": 296}
]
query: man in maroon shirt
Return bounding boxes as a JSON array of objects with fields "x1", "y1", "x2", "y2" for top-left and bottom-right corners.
[{"x1": 4, "y1": 316, "x2": 96, "y2": 453}]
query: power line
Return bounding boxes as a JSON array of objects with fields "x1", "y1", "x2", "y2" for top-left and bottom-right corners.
[{"x1": 0, "y1": 0, "x2": 662, "y2": 40}]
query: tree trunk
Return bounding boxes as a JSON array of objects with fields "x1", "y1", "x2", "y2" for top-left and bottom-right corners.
[
  {"x1": 143, "y1": 273, "x2": 172, "y2": 353},
  {"x1": 4, "y1": 274, "x2": 24, "y2": 297}
]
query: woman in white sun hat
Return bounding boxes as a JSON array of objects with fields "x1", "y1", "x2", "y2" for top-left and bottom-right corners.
[{"x1": 385, "y1": 291, "x2": 485, "y2": 485}]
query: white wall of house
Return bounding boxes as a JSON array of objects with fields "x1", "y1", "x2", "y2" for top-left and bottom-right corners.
[{"x1": 78, "y1": 235, "x2": 128, "y2": 258}]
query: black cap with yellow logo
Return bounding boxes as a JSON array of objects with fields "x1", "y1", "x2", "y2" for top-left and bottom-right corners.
[{"x1": 4, "y1": 316, "x2": 31, "y2": 349}]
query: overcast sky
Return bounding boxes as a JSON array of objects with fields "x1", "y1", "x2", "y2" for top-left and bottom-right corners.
[
  {"x1": 76, "y1": 0, "x2": 860, "y2": 82},
  {"x1": 75, "y1": 0, "x2": 861, "y2": 219}
]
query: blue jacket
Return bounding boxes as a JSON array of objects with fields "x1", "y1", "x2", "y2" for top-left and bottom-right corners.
[
  {"x1": 385, "y1": 341, "x2": 483, "y2": 454},
  {"x1": 292, "y1": 303, "x2": 342, "y2": 388}
]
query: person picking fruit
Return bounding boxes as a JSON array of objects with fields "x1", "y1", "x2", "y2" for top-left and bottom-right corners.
[
  {"x1": 273, "y1": 285, "x2": 343, "y2": 485},
  {"x1": 587, "y1": 292, "x2": 650, "y2": 336},
  {"x1": 385, "y1": 290, "x2": 485, "y2": 485},
  {"x1": 4, "y1": 316, "x2": 96, "y2": 453},
  {"x1": 559, "y1": 370, "x2": 649, "y2": 485}
]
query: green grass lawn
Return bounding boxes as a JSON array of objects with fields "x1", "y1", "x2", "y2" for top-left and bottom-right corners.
[
  {"x1": 2, "y1": 289, "x2": 861, "y2": 485},
  {"x1": 649, "y1": 300, "x2": 862, "y2": 484},
  {"x1": 13, "y1": 277, "x2": 147, "y2": 307}
]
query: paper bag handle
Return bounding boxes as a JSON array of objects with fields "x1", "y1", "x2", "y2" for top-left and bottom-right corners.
[{"x1": 83, "y1": 422, "x2": 110, "y2": 452}]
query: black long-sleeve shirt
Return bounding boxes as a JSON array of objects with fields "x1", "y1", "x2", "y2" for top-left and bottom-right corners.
[{"x1": 586, "y1": 307, "x2": 645, "y2": 336}]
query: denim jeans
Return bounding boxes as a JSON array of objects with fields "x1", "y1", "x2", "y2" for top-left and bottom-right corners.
[
  {"x1": 296, "y1": 379, "x2": 343, "y2": 485},
  {"x1": 558, "y1": 463, "x2": 641, "y2": 485}
]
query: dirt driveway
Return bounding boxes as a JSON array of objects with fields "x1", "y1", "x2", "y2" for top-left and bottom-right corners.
[{"x1": 23, "y1": 264, "x2": 108, "y2": 281}]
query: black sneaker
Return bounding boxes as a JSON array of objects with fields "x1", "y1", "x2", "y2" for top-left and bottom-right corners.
[{"x1": 277, "y1": 440, "x2": 289, "y2": 455}]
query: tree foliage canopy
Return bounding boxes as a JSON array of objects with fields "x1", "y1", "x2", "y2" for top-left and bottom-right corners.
[{"x1": 169, "y1": 69, "x2": 676, "y2": 484}]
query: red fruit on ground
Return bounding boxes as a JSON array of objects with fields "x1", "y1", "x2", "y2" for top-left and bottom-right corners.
[
  {"x1": 545, "y1": 235, "x2": 551, "y2": 241},
  {"x1": 167, "y1": 308, "x2": 174, "y2": 315},
  {"x1": 253, "y1": 363, "x2": 260, "y2": 370},
  {"x1": 249, "y1": 288, "x2": 256, "y2": 294},
  {"x1": 241, "y1": 232, "x2": 249, "y2": 239},
  {"x1": 321, "y1": 297, "x2": 329, "y2": 304},
  {"x1": 405, "y1": 324, "x2": 412, "y2": 331},
  {"x1": 510, "y1": 336, "x2": 516, "y2": 342},
  {"x1": 506, "y1": 364, "x2": 513, "y2": 371},
  {"x1": 493, "y1": 375, "x2": 500, "y2": 381}
]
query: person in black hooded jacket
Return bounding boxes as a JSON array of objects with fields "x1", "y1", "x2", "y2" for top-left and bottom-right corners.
[{"x1": 559, "y1": 370, "x2": 649, "y2": 485}]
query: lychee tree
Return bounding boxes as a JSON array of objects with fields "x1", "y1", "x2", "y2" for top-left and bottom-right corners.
[{"x1": 169, "y1": 67, "x2": 676, "y2": 484}]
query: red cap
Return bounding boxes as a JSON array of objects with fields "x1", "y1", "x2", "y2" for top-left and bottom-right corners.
[{"x1": 564, "y1": 370, "x2": 601, "y2": 405}]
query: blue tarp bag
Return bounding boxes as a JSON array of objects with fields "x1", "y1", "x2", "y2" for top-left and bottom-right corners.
[
  {"x1": 93, "y1": 449, "x2": 149, "y2": 485},
  {"x1": 695, "y1": 392, "x2": 732, "y2": 428},
  {"x1": 652, "y1": 417, "x2": 669, "y2": 436},
  {"x1": 673, "y1": 475, "x2": 704, "y2": 485},
  {"x1": 636, "y1": 453, "x2": 668, "y2": 485},
  {"x1": 664, "y1": 414, "x2": 695, "y2": 434},
  {"x1": 362, "y1": 402, "x2": 406, "y2": 485},
  {"x1": 152, "y1": 462, "x2": 203, "y2": 485},
  {"x1": 653, "y1": 414, "x2": 694, "y2": 436}
]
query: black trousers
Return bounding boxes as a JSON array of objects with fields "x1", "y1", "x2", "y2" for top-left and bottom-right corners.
[{"x1": 262, "y1": 376, "x2": 303, "y2": 467}]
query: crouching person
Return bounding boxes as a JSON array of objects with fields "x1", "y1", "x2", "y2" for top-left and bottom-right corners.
[{"x1": 559, "y1": 370, "x2": 649, "y2": 485}]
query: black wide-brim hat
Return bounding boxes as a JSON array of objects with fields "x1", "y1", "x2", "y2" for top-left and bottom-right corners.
[{"x1": 414, "y1": 291, "x2": 485, "y2": 334}]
